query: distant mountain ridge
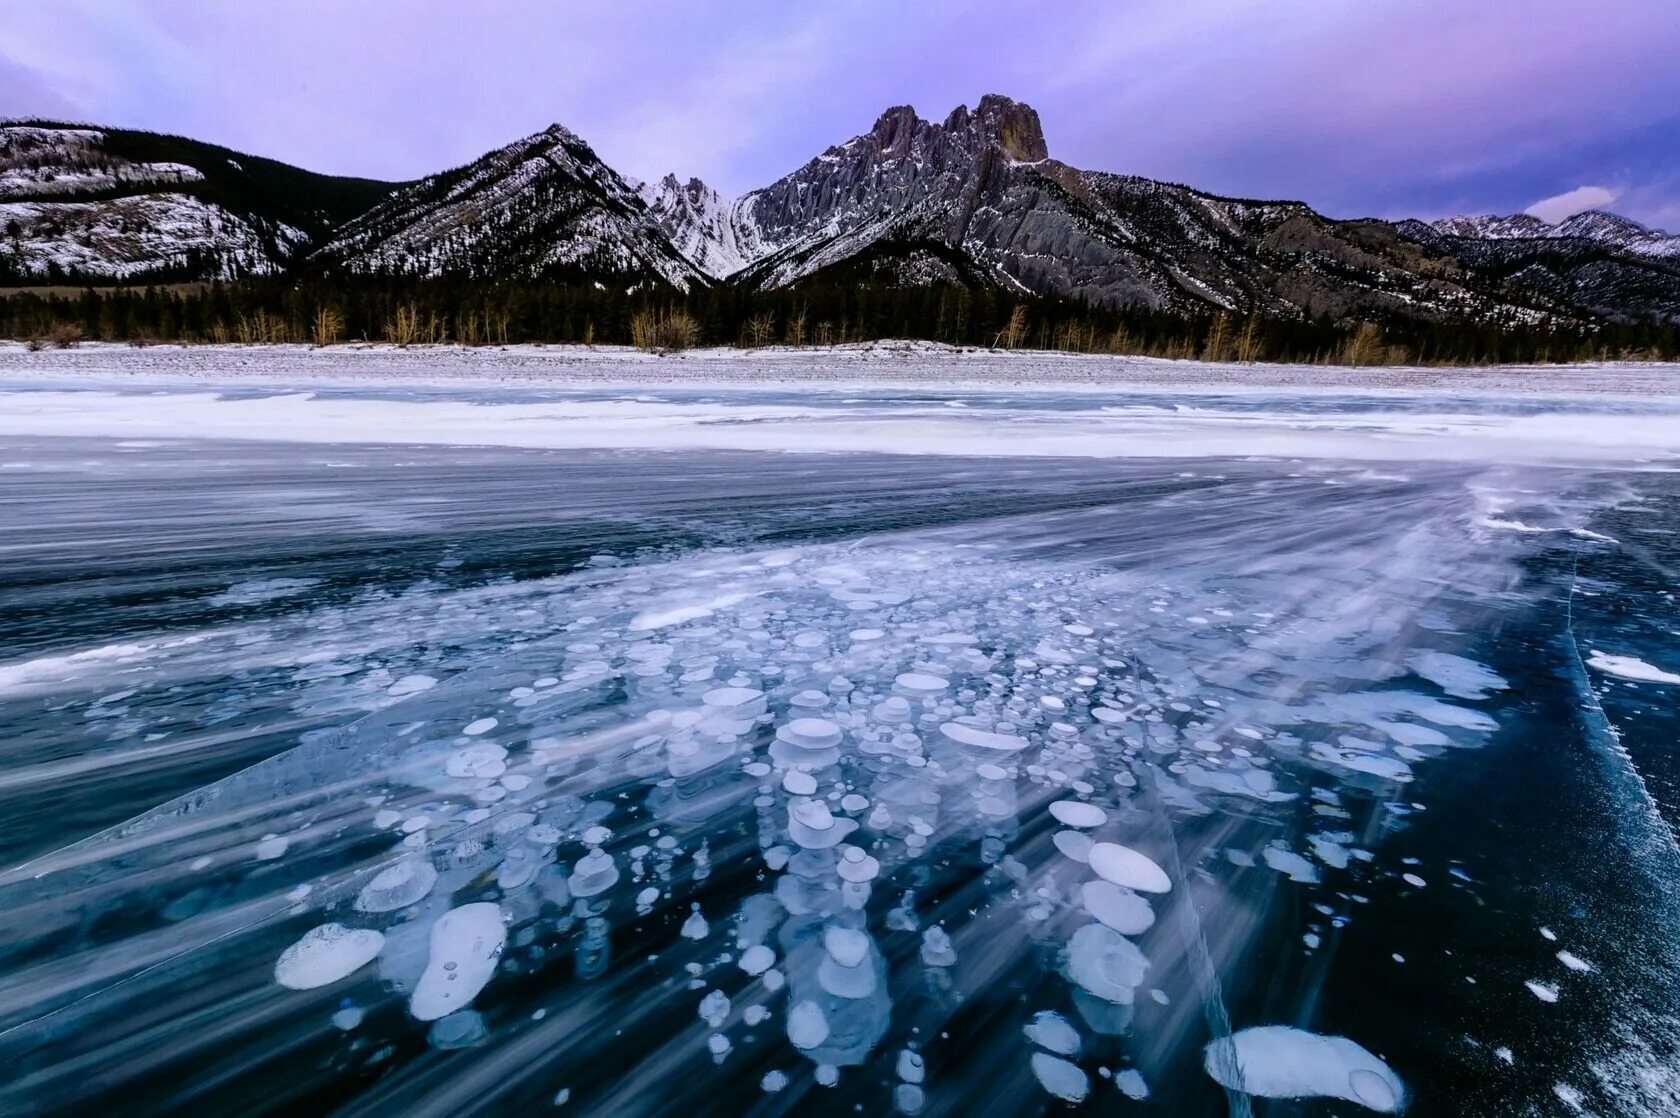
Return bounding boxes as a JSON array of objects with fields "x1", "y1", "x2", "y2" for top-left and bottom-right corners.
[
  {"x1": 0, "y1": 121, "x2": 396, "y2": 282},
  {"x1": 1419, "y1": 210, "x2": 1680, "y2": 258},
  {"x1": 4, "y1": 104, "x2": 1678, "y2": 326}
]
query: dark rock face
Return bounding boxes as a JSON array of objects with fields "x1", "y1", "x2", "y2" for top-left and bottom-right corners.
[
  {"x1": 683, "y1": 96, "x2": 1542, "y2": 324},
  {"x1": 643, "y1": 95, "x2": 1679, "y2": 325}
]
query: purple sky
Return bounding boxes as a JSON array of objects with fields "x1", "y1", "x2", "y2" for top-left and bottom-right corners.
[{"x1": 3, "y1": 0, "x2": 1679, "y2": 229}]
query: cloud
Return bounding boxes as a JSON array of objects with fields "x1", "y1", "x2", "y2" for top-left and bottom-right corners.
[{"x1": 1525, "y1": 184, "x2": 1621, "y2": 224}]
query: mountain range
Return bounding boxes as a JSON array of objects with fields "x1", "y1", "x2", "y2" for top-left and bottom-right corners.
[{"x1": 4, "y1": 96, "x2": 1678, "y2": 327}]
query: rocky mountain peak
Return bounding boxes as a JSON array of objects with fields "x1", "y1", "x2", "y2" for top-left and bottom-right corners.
[
  {"x1": 1555, "y1": 209, "x2": 1646, "y2": 238},
  {"x1": 969, "y1": 93, "x2": 1048, "y2": 162},
  {"x1": 868, "y1": 105, "x2": 922, "y2": 152}
]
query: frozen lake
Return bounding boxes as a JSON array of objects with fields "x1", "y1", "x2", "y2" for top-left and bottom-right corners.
[{"x1": 1, "y1": 349, "x2": 1678, "y2": 1116}]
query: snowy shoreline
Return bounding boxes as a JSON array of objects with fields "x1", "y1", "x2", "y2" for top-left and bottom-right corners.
[
  {"x1": 4, "y1": 340, "x2": 1680, "y2": 398},
  {"x1": 4, "y1": 343, "x2": 1680, "y2": 468}
]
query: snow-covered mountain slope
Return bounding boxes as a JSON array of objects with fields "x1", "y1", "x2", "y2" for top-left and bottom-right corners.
[
  {"x1": 637, "y1": 175, "x2": 764, "y2": 279},
  {"x1": 0, "y1": 122, "x2": 396, "y2": 282},
  {"x1": 1554, "y1": 210, "x2": 1680, "y2": 259},
  {"x1": 1419, "y1": 210, "x2": 1680, "y2": 259},
  {"x1": 320, "y1": 126, "x2": 706, "y2": 290},
  {"x1": 6, "y1": 105, "x2": 1675, "y2": 325},
  {"x1": 1397, "y1": 210, "x2": 1680, "y2": 322},
  {"x1": 1425, "y1": 213, "x2": 1556, "y2": 241},
  {"x1": 648, "y1": 95, "x2": 1543, "y2": 324}
]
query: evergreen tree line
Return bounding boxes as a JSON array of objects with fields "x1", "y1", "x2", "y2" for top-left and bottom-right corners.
[{"x1": 2, "y1": 276, "x2": 1675, "y2": 365}]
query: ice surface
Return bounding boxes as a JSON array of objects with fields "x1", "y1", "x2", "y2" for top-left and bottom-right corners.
[{"x1": 4, "y1": 370, "x2": 1671, "y2": 1114}]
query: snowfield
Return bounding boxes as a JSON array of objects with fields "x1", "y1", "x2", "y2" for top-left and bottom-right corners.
[
  {"x1": 4, "y1": 340, "x2": 1680, "y2": 395},
  {"x1": 3, "y1": 343, "x2": 1680, "y2": 468}
]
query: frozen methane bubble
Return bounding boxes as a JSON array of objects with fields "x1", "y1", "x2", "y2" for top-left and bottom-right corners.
[
  {"x1": 837, "y1": 845, "x2": 881, "y2": 883},
  {"x1": 824, "y1": 926, "x2": 871, "y2": 968},
  {"x1": 1049, "y1": 800, "x2": 1108, "y2": 828},
  {"x1": 570, "y1": 848, "x2": 620, "y2": 898},
  {"x1": 739, "y1": 944, "x2": 775, "y2": 975},
  {"x1": 1065, "y1": 923, "x2": 1148, "y2": 1004},
  {"x1": 387, "y1": 674, "x2": 437, "y2": 697},
  {"x1": 772, "y1": 718, "x2": 844, "y2": 768},
  {"x1": 699, "y1": 990, "x2": 731, "y2": 1027},
  {"x1": 354, "y1": 858, "x2": 439, "y2": 913},
  {"x1": 779, "y1": 718, "x2": 842, "y2": 748},
  {"x1": 1053, "y1": 830, "x2": 1095, "y2": 863},
  {"x1": 274, "y1": 923, "x2": 385, "y2": 990},
  {"x1": 702, "y1": 685, "x2": 768, "y2": 717},
  {"x1": 1031, "y1": 1053, "x2": 1090, "y2": 1102},
  {"x1": 788, "y1": 1000, "x2": 831, "y2": 1049},
  {"x1": 940, "y1": 722, "x2": 1028, "y2": 754},
  {"x1": 410, "y1": 902, "x2": 505, "y2": 1021},
  {"x1": 1263, "y1": 844, "x2": 1321, "y2": 884},
  {"x1": 895, "y1": 672, "x2": 949, "y2": 696},
  {"x1": 1080, "y1": 880, "x2": 1156, "y2": 936},
  {"x1": 873, "y1": 696, "x2": 913, "y2": 723},
  {"x1": 446, "y1": 742, "x2": 507, "y2": 780},
  {"x1": 789, "y1": 797, "x2": 858, "y2": 849},
  {"x1": 1024, "y1": 1010, "x2": 1082, "y2": 1056},
  {"x1": 1585, "y1": 652, "x2": 1680, "y2": 685},
  {"x1": 1087, "y1": 843, "x2": 1172, "y2": 893},
  {"x1": 1408, "y1": 651, "x2": 1508, "y2": 700},
  {"x1": 921, "y1": 927, "x2": 957, "y2": 967},
  {"x1": 1204, "y1": 1026, "x2": 1405, "y2": 1113}
]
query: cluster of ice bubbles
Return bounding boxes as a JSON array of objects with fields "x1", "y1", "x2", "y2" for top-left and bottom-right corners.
[{"x1": 6, "y1": 535, "x2": 1514, "y2": 1111}]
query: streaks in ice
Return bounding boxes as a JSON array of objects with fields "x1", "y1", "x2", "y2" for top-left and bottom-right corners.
[{"x1": 2, "y1": 522, "x2": 1519, "y2": 1111}]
